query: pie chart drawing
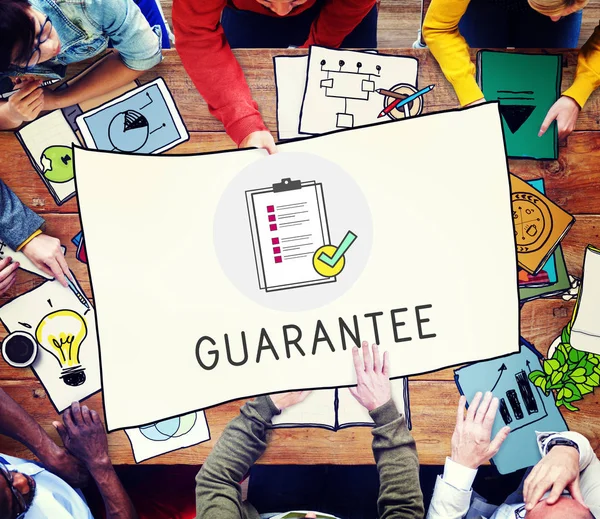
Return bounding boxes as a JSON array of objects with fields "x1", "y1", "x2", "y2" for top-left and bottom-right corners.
[
  {"x1": 139, "y1": 412, "x2": 198, "y2": 441},
  {"x1": 108, "y1": 110, "x2": 150, "y2": 152}
]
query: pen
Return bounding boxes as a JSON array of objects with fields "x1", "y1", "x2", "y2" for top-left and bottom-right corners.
[
  {"x1": 66, "y1": 276, "x2": 90, "y2": 309},
  {"x1": 377, "y1": 84, "x2": 435, "y2": 118}
]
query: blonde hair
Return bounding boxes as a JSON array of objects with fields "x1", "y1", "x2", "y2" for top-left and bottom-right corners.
[{"x1": 528, "y1": 0, "x2": 588, "y2": 16}]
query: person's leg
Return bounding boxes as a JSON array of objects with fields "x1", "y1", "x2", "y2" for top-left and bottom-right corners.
[
  {"x1": 512, "y1": 7, "x2": 582, "y2": 47},
  {"x1": 458, "y1": 0, "x2": 511, "y2": 47},
  {"x1": 340, "y1": 4, "x2": 378, "y2": 48},
  {"x1": 221, "y1": 3, "x2": 321, "y2": 49}
]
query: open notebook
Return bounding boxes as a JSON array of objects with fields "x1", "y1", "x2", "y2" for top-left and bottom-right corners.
[{"x1": 272, "y1": 378, "x2": 410, "y2": 430}]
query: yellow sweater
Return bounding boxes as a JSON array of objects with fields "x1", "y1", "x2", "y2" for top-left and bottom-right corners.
[{"x1": 423, "y1": 0, "x2": 600, "y2": 108}]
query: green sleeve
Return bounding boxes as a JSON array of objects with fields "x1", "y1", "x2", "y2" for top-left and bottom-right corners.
[
  {"x1": 370, "y1": 399, "x2": 424, "y2": 519},
  {"x1": 196, "y1": 396, "x2": 281, "y2": 519}
]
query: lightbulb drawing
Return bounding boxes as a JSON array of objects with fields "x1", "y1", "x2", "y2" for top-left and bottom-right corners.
[{"x1": 35, "y1": 310, "x2": 88, "y2": 387}]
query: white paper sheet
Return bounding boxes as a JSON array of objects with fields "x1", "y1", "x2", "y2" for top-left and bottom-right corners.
[
  {"x1": 0, "y1": 277, "x2": 101, "y2": 411},
  {"x1": 274, "y1": 55, "x2": 309, "y2": 140},
  {"x1": 124, "y1": 411, "x2": 210, "y2": 463},
  {"x1": 299, "y1": 47, "x2": 418, "y2": 135},
  {"x1": 74, "y1": 104, "x2": 519, "y2": 431}
]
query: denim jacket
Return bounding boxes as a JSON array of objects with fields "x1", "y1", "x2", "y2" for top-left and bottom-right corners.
[
  {"x1": 11, "y1": 0, "x2": 163, "y2": 80},
  {"x1": 0, "y1": 180, "x2": 45, "y2": 251}
]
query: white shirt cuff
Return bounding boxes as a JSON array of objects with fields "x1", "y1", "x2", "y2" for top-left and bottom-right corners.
[
  {"x1": 536, "y1": 431, "x2": 594, "y2": 471},
  {"x1": 443, "y1": 457, "x2": 478, "y2": 491}
]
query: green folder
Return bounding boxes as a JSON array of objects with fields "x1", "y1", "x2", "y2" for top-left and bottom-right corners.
[{"x1": 477, "y1": 51, "x2": 562, "y2": 160}]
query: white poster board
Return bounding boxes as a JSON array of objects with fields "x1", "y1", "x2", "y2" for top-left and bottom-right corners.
[{"x1": 74, "y1": 104, "x2": 519, "y2": 431}]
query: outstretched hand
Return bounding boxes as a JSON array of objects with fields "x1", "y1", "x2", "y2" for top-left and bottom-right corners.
[
  {"x1": 269, "y1": 391, "x2": 311, "y2": 411},
  {"x1": 349, "y1": 342, "x2": 391, "y2": 411},
  {"x1": 239, "y1": 131, "x2": 278, "y2": 155},
  {"x1": 53, "y1": 402, "x2": 110, "y2": 471},
  {"x1": 22, "y1": 234, "x2": 70, "y2": 287},
  {"x1": 0, "y1": 256, "x2": 19, "y2": 296},
  {"x1": 539, "y1": 96, "x2": 580, "y2": 141},
  {"x1": 451, "y1": 392, "x2": 510, "y2": 469},
  {"x1": 523, "y1": 444, "x2": 587, "y2": 511}
]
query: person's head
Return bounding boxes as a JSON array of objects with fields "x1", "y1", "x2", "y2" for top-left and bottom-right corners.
[
  {"x1": 255, "y1": 0, "x2": 309, "y2": 16},
  {"x1": 526, "y1": 496, "x2": 593, "y2": 519},
  {"x1": 527, "y1": 0, "x2": 588, "y2": 21},
  {"x1": 0, "y1": 0, "x2": 61, "y2": 73},
  {"x1": 0, "y1": 462, "x2": 36, "y2": 519}
]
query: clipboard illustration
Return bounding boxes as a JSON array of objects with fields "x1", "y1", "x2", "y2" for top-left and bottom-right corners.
[{"x1": 246, "y1": 178, "x2": 336, "y2": 292}]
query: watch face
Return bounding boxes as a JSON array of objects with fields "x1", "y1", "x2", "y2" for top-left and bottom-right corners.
[{"x1": 512, "y1": 191, "x2": 553, "y2": 253}]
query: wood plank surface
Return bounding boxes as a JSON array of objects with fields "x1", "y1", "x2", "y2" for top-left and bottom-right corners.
[{"x1": 1, "y1": 48, "x2": 600, "y2": 465}]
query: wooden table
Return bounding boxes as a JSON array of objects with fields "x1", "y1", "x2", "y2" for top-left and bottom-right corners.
[{"x1": 0, "y1": 49, "x2": 599, "y2": 465}]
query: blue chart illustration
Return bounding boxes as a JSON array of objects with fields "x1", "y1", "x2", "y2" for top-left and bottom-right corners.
[
  {"x1": 139, "y1": 413, "x2": 197, "y2": 442},
  {"x1": 80, "y1": 82, "x2": 183, "y2": 154}
]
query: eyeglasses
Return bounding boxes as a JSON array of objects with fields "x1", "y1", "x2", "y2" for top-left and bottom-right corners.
[
  {"x1": 0, "y1": 462, "x2": 28, "y2": 519},
  {"x1": 22, "y1": 15, "x2": 53, "y2": 71}
]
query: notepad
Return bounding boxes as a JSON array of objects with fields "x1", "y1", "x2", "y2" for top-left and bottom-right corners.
[
  {"x1": 272, "y1": 378, "x2": 410, "y2": 431},
  {"x1": 246, "y1": 178, "x2": 334, "y2": 292},
  {"x1": 455, "y1": 338, "x2": 568, "y2": 474},
  {"x1": 16, "y1": 110, "x2": 80, "y2": 205},
  {"x1": 510, "y1": 174, "x2": 574, "y2": 275},
  {"x1": 477, "y1": 51, "x2": 561, "y2": 160}
]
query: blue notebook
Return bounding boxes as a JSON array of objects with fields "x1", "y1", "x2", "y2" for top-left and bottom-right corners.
[{"x1": 454, "y1": 338, "x2": 567, "y2": 474}]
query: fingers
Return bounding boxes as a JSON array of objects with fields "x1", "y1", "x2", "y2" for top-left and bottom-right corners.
[
  {"x1": 23, "y1": 87, "x2": 44, "y2": 107},
  {"x1": 90, "y1": 409, "x2": 100, "y2": 425},
  {"x1": 0, "y1": 274, "x2": 16, "y2": 294},
  {"x1": 52, "y1": 421, "x2": 69, "y2": 445},
  {"x1": 46, "y1": 257, "x2": 67, "y2": 287},
  {"x1": 265, "y1": 140, "x2": 278, "y2": 155},
  {"x1": 54, "y1": 250, "x2": 70, "y2": 286},
  {"x1": 351, "y1": 346, "x2": 363, "y2": 378},
  {"x1": 474, "y1": 391, "x2": 493, "y2": 423},
  {"x1": 362, "y1": 340, "x2": 372, "y2": 371},
  {"x1": 568, "y1": 479, "x2": 588, "y2": 509},
  {"x1": 382, "y1": 351, "x2": 390, "y2": 377},
  {"x1": 63, "y1": 405, "x2": 75, "y2": 434},
  {"x1": 456, "y1": 395, "x2": 467, "y2": 428},
  {"x1": 372, "y1": 344, "x2": 381, "y2": 373},
  {"x1": 348, "y1": 386, "x2": 359, "y2": 401},
  {"x1": 70, "y1": 401, "x2": 83, "y2": 426},
  {"x1": 81, "y1": 404, "x2": 92, "y2": 426},
  {"x1": 12, "y1": 80, "x2": 41, "y2": 102},
  {"x1": 526, "y1": 468, "x2": 552, "y2": 510},
  {"x1": 0, "y1": 258, "x2": 19, "y2": 282},
  {"x1": 539, "y1": 108, "x2": 557, "y2": 137},
  {"x1": 466, "y1": 391, "x2": 482, "y2": 422},
  {"x1": 482, "y1": 396, "x2": 499, "y2": 430},
  {"x1": 488, "y1": 425, "x2": 510, "y2": 456}
]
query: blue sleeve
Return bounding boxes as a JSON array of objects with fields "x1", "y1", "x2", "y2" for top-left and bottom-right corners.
[
  {"x1": 92, "y1": 0, "x2": 163, "y2": 70},
  {"x1": 0, "y1": 180, "x2": 45, "y2": 251}
]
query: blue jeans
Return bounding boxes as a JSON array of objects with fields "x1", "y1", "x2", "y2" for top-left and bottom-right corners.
[
  {"x1": 459, "y1": 0, "x2": 582, "y2": 47},
  {"x1": 221, "y1": 1, "x2": 378, "y2": 49}
]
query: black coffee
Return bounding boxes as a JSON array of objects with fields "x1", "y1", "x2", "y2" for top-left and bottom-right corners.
[{"x1": 4, "y1": 335, "x2": 35, "y2": 363}]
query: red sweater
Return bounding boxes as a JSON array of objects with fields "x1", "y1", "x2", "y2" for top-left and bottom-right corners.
[{"x1": 172, "y1": 0, "x2": 377, "y2": 146}]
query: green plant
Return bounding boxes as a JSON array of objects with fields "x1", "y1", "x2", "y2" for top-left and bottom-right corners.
[{"x1": 529, "y1": 321, "x2": 600, "y2": 411}]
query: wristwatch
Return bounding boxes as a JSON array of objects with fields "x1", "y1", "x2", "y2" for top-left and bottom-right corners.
[{"x1": 546, "y1": 437, "x2": 580, "y2": 453}]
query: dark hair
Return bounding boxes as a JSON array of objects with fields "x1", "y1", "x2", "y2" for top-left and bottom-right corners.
[{"x1": 0, "y1": 0, "x2": 36, "y2": 72}]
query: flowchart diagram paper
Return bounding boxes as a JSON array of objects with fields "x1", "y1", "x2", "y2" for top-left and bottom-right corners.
[{"x1": 74, "y1": 104, "x2": 519, "y2": 431}]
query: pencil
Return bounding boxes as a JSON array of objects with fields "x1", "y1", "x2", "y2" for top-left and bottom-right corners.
[{"x1": 377, "y1": 84, "x2": 435, "y2": 118}]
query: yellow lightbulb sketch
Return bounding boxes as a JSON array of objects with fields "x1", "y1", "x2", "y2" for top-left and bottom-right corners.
[{"x1": 35, "y1": 310, "x2": 88, "y2": 387}]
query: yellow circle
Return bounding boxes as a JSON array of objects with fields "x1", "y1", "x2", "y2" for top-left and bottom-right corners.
[{"x1": 313, "y1": 245, "x2": 345, "y2": 277}]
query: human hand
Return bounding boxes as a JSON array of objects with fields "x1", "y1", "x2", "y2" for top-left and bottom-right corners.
[
  {"x1": 349, "y1": 342, "x2": 391, "y2": 411},
  {"x1": 523, "y1": 444, "x2": 587, "y2": 511},
  {"x1": 53, "y1": 402, "x2": 110, "y2": 471},
  {"x1": 269, "y1": 391, "x2": 311, "y2": 411},
  {"x1": 451, "y1": 392, "x2": 510, "y2": 469},
  {"x1": 539, "y1": 96, "x2": 580, "y2": 141},
  {"x1": 0, "y1": 256, "x2": 19, "y2": 296},
  {"x1": 39, "y1": 87, "x2": 61, "y2": 112},
  {"x1": 39, "y1": 440, "x2": 90, "y2": 488},
  {"x1": 21, "y1": 234, "x2": 69, "y2": 287},
  {"x1": 5, "y1": 80, "x2": 44, "y2": 125},
  {"x1": 239, "y1": 131, "x2": 278, "y2": 155}
]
